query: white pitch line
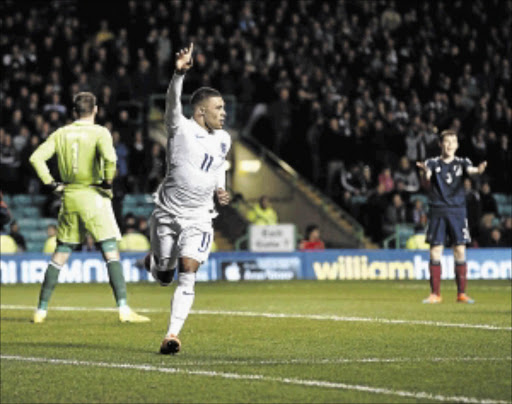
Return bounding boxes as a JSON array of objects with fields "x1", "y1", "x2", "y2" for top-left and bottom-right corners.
[
  {"x1": 0, "y1": 355, "x2": 509, "y2": 404},
  {"x1": 147, "y1": 357, "x2": 512, "y2": 366},
  {"x1": 1, "y1": 304, "x2": 511, "y2": 331}
]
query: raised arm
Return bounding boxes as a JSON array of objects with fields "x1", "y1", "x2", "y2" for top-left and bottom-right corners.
[{"x1": 164, "y1": 43, "x2": 194, "y2": 136}]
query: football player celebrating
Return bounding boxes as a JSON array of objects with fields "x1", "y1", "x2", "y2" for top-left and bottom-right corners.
[
  {"x1": 145, "y1": 43, "x2": 231, "y2": 354},
  {"x1": 417, "y1": 130, "x2": 487, "y2": 304}
]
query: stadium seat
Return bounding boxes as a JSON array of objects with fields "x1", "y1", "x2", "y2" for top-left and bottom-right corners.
[
  {"x1": 12, "y1": 206, "x2": 40, "y2": 218},
  {"x1": 2, "y1": 194, "x2": 12, "y2": 206},
  {"x1": 12, "y1": 195, "x2": 33, "y2": 207},
  {"x1": 351, "y1": 195, "x2": 368, "y2": 205},
  {"x1": 31, "y1": 195, "x2": 47, "y2": 205},
  {"x1": 498, "y1": 204, "x2": 512, "y2": 217},
  {"x1": 396, "y1": 224, "x2": 415, "y2": 249},
  {"x1": 25, "y1": 230, "x2": 49, "y2": 242},
  {"x1": 25, "y1": 241, "x2": 46, "y2": 253},
  {"x1": 410, "y1": 194, "x2": 429, "y2": 206},
  {"x1": 493, "y1": 193, "x2": 507, "y2": 205}
]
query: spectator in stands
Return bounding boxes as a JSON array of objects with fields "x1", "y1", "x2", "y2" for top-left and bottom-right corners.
[
  {"x1": 393, "y1": 156, "x2": 419, "y2": 193},
  {"x1": 363, "y1": 183, "x2": 388, "y2": 243},
  {"x1": 269, "y1": 87, "x2": 293, "y2": 159},
  {"x1": 128, "y1": 130, "x2": 147, "y2": 192},
  {"x1": 409, "y1": 198, "x2": 427, "y2": 225},
  {"x1": 464, "y1": 178, "x2": 482, "y2": 239},
  {"x1": 480, "y1": 227, "x2": 507, "y2": 248},
  {"x1": 42, "y1": 224, "x2": 57, "y2": 254},
  {"x1": 20, "y1": 135, "x2": 41, "y2": 194},
  {"x1": 1, "y1": 0, "x2": 511, "y2": 253},
  {"x1": 119, "y1": 215, "x2": 150, "y2": 252},
  {"x1": 0, "y1": 132, "x2": 21, "y2": 194},
  {"x1": 138, "y1": 217, "x2": 150, "y2": 239},
  {"x1": 112, "y1": 130, "x2": 129, "y2": 188},
  {"x1": 405, "y1": 222, "x2": 429, "y2": 250},
  {"x1": 341, "y1": 163, "x2": 365, "y2": 196},
  {"x1": 377, "y1": 167, "x2": 394, "y2": 193},
  {"x1": 9, "y1": 220, "x2": 26, "y2": 252},
  {"x1": 502, "y1": 217, "x2": 512, "y2": 246},
  {"x1": 479, "y1": 181, "x2": 499, "y2": 217},
  {"x1": 146, "y1": 142, "x2": 165, "y2": 193},
  {"x1": 81, "y1": 234, "x2": 98, "y2": 252},
  {"x1": 383, "y1": 192, "x2": 407, "y2": 237},
  {"x1": 299, "y1": 224, "x2": 325, "y2": 251},
  {"x1": 246, "y1": 195, "x2": 278, "y2": 225},
  {"x1": 0, "y1": 192, "x2": 17, "y2": 254}
]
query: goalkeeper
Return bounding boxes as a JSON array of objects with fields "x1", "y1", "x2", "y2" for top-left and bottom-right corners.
[{"x1": 29, "y1": 92, "x2": 149, "y2": 324}]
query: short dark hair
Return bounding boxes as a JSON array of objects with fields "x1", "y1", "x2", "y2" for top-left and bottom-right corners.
[
  {"x1": 439, "y1": 129, "x2": 457, "y2": 141},
  {"x1": 190, "y1": 87, "x2": 221, "y2": 107},
  {"x1": 305, "y1": 224, "x2": 319, "y2": 238},
  {"x1": 73, "y1": 92, "x2": 96, "y2": 117}
]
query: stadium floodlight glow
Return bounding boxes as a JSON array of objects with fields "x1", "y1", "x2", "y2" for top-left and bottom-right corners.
[{"x1": 239, "y1": 159, "x2": 261, "y2": 173}]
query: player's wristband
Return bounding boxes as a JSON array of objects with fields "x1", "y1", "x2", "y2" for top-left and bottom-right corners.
[{"x1": 175, "y1": 69, "x2": 186, "y2": 76}]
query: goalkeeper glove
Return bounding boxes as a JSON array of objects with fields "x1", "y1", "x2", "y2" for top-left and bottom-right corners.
[{"x1": 46, "y1": 182, "x2": 65, "y2": 196}]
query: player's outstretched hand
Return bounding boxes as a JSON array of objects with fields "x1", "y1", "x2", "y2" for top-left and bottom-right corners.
[
  {"x1": 477, "y1": 161, "x2": 487, "y2": 174},
  {"x1": 216, "y1": 188, "x2": 230, "y2": 206},
  {"x1": 176, "y1": 43, "x2": 194, "y2": 73},
  {"x1": 416, "y1": 161, "x2": 427, "y2": 171},
  {"x1": 416, "y1": 161, "x2": 432, "y2": 180}
]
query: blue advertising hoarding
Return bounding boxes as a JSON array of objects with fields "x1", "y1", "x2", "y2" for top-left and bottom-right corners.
[
  {"x1": 301, "y1": 249, "x2": 511, "y2": 280},
  {"x1": 1, "y1": 249, "x2": 510, "y2": 284}
]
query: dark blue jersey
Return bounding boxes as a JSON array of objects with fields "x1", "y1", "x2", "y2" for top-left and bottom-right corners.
[{"x1": 425, "y1": 156, "x2": 473, "y2": 208}]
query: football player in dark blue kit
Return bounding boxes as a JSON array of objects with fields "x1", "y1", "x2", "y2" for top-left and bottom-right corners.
[{"x1": 416, "y1": 130, "x2": 487, "y2": 304}]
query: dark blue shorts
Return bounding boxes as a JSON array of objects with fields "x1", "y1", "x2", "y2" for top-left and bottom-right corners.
[{"x1": 426, "y1": 207, "x2": 471, "y2": 246}]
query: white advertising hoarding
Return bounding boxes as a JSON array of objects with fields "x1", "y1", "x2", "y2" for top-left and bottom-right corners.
[{"x1": 248, "y1": 224, "x2": 296, "y2": 252}]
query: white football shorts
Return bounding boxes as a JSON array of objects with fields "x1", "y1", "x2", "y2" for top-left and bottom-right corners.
[{"x1": 149, "y1": 206, "x2": 214, "y2": 270}]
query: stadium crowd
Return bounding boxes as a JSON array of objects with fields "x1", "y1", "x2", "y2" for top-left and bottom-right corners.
[{"x1": 1, "y1": 0, "x2": 511, "y2": 248}]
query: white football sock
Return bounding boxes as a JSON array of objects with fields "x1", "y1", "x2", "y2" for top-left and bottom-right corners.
[{"x1": 167, "y1": 272, "x2": 196, "y2": 337}]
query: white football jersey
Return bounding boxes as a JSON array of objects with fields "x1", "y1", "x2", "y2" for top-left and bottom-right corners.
[{"x1": 154, "y1": 74, "x2": 231, "y2": 220}]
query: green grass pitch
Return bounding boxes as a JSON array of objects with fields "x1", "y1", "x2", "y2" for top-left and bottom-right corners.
[{"x1": 1, "y1": 280, "x2": 511, "y2": 403}]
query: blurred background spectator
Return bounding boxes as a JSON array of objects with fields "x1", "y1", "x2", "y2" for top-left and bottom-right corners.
[
  {"x1": 246, "y1": 195, "x2": 278, "y2": 225},
  {"x1": 8, "y1": 220, "x2": 26, "y2": 252},
  {"x1": 299, "y1": 224, "x2": 325, "y2": 251},
  {"x1": 119, "y1": 213, "x2": 151, "y2": 252},
  {"x1": 42, "y1": 224, "x2": 57, "y2": 254}
]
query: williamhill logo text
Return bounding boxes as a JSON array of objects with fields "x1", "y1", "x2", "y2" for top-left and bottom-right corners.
[
  {"x1": 313, "y1": 255, "x2": 413, "y2": 280},
  {"x1": 312, "y1": 254, "x2": 511, "y2": 280}
]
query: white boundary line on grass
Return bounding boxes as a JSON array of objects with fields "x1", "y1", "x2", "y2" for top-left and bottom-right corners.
[
  {"x1": 144, "y1": 357, "x2": 512, "y2": 366},
  {"x1": 1, "y1": 355, "x2": 510, "y2": 404},
  {"x1": 1, "y1": 304, "x2": 511, "y2": 331}
]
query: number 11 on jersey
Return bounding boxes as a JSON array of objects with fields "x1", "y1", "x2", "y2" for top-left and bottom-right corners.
[{"x1": 200, "y1": 153, "x2": 214, "y2": 172}]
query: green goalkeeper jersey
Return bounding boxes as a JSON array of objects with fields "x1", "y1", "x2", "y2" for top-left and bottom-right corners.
[{"x1": 29, "y1": 120, "x2": 117, "y2": 186}]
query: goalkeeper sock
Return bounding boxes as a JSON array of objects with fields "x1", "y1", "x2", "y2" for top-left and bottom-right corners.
[
  {"x1": 107, "y1": 259, "x2": 128, "y2": 308},
  {"x1": 167, "y1": 272, "x2": 196, "y2": 336},
  {"x1": 429, "y1": 260, "x2": 441, "y2": 296},
  {"x1": 455, "y1": 261, "x2": 467, "y2": 294},
  {"x1": 37, "y1": 262, "x2": 61, "y2": 310}
]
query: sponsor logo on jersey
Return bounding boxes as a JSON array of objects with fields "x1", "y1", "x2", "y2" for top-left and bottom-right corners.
[{"x1": 220, "y1": 142, "x2": 227, "y2": 154}]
